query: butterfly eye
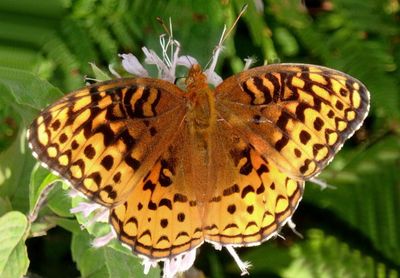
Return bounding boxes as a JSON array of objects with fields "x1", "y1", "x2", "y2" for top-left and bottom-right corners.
[{"x1": 174, "y1": 76, "x2": 186, "y2": 88}]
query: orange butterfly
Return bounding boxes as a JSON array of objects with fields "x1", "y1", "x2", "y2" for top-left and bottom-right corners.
[{"x1": 27, "y1": 17, "x2": 369, "y2": 276}]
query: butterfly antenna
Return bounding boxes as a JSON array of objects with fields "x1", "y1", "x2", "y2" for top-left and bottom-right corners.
[
  {"x1": 157, "y1": 16, "x2": 177, "y2": 68},
  {"x1": 205, "y1": 4, "x2": 248, "y2": 71},
  {"x1": 168, "y1": 17, "x2": 177, "y2": 65},
  {"x1": 222, "y1": 4, "x2": 248, "y2": 45},
  {"x1": 156, "y1": 16, "x2": 172, "y2": 37},
  {"x1": 185, "y1": 55, "x2": 194, "y2": 67}
]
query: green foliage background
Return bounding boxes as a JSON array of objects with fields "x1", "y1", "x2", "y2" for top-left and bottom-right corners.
[{"x1": 0, "y1": 0, "x2": 399, "y2": 277}]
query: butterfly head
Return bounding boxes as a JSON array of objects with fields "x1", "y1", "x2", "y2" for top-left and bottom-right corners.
[{"x1": 186, "y1": 64, "x2": 208, "y2": 91}]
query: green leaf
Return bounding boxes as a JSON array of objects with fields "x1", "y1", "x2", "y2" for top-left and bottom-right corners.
[
  {"x1": 0, "y1": 211, "x2": 29, "y2": 278},
  {"x1": 1, "y1": 242, "x2": 29, "y2": 278},
  {"x1": 282, "y1": 229, "x2": 398, "y2": 278},
  {"x1": 29, "y1": 164, "x2": 60, "y2": 213},
  {"x1": 29, "y1": 161, "x2": 72, "y2": 219},
  {"x1": 29, "y1": 220, "x2": 56, "y2": 237},
  {"x1": 47, "y1": 183, "x2": 73, "y2": 218},
  {"x1": 53, "y1": 217, "x2": 81, "y2": 234},
  {"x1": 0, "y1": 66, "x2": 63, "y2": 114},
  {"x1": 89, "y1": 62, "x2": 111, "y2": 81},
  {"x1": 0, "y1": 67, "x2": 63, "y2": 212},
  {"x1": 71, "y1": 229, "x2": 160, "y2": 278},
  {"x1": 0, "y1": 197, "x2": 12, "y2": 216},
  {"x1": 0, "y1": 130, "x2": 35, "y2": 213}
]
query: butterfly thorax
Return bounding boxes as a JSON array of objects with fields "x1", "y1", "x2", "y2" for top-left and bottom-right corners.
[{"x1": 185, "y1": 64, "x2": 217, "y2": 133}]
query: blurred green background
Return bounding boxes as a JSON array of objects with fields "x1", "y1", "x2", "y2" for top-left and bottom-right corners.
[{"x1": 0, "y1": 0, "x2": 399, "y2": 277}]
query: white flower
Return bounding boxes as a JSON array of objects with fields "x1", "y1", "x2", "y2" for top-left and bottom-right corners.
[{"x1": 118, "y1": 20, "x2": 222, "y2": 86}]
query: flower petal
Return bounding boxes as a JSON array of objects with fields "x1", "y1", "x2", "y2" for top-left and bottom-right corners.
[
  {"x1": 70, "y1": 201, "x2": 101, "y2": 218},
  {"x1": 119, "y1": 53, "x2": 148, "y2": 77},
  {"x1": 163, "y1": 249, "x2": 197, "y2": 278},
  {"x1": 142, "y1": 47, "x2": 174, "y2": 81},
  {"x1": 92, "y1": 230, "x2": 116, "y2": 248},
  {"x1": 204, "y1": 69, "x2": 223, "y2": 87},
  {"x1": 177, "y1": 55, "x2": 198, "y2": 69}
]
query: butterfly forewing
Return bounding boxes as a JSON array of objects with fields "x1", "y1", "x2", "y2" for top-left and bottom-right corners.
[
  {"x1": 215, "y1": 64, "x2": 370, "y2": 180},
  {"x1": 28, "y1": 78, "x2": 187, "y2": 206}
]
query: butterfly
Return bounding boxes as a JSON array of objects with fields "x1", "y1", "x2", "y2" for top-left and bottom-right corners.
[{"x1": 27, "y1": 62, "x2": 369, "y2": 266}]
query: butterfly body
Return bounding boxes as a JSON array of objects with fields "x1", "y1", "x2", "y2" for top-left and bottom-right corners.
[
  {"x1": 28, "y1": 63, "x2": 369, "y2": 259},
  {"x1": 186, "y1": 64, "x2": 216, "y2": 134}
]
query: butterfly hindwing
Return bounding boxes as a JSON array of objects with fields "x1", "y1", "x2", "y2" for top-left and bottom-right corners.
[
  {"x1": 203, "y1": 120, "x2": 304, "y2": 245},
  {"x1": 110, "y1": 121, "x2": 205, "y2": 258}
]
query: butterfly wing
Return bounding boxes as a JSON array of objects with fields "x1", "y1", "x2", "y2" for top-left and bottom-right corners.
[
  {"x1": 202, "y1": 64, "x2": 369, "y2": 246},
  {"x1": 110, "y1": 120, "x2": 206, "y2": 258},
  {"x1": 215, "y1": 64, "x2": 370, "y2": 179},
  {"x1": 28, "y1": 78, "x2": 188, "y2": 206},
  {"x1": 203, "y1": 121, "x2": 304, "y2": 245}
]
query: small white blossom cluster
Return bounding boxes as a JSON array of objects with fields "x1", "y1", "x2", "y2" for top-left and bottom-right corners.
[{"x1": 118, "y1": 24, "x2": 224, "y2": 87}]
